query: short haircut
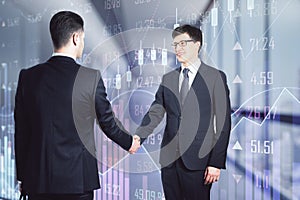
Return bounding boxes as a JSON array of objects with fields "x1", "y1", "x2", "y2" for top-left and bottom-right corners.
[
  {"x1": 50, "y1": 11, "x2": 84, "y2": 49},
  {"x1": 172, "y1": 24, "x2": 203, "y2": 51}
]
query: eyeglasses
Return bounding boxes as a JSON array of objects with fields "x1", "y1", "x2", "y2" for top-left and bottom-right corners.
[{"x1": 171, "y1": 40, "x2": 194, "y2": 48}]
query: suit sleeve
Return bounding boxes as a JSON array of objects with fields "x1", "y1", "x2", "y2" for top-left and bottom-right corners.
[
  {"x1": 135, "y1": 78, "x2": 166, "y2": 143},
  {"x1": 208, "y1": 71, "x2": 231, "y2": 169},
  {"x1": 94, "y1": 71, "x2": 133, "y2": 151},
  {"x1": 14, "y1": 69, "x2": 29, "y2": 181}
]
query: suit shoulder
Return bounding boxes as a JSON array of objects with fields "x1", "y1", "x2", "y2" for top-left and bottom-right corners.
[
  {"x1": 77, "y1": 66, "x2": 100, "y2": 76},
  {"x1": 81, "y1": 65, "x2": 100, "y2": 74},
  {"x1": 78, "y1": 65, "x2": 98, "y2": 72},
  {"x1": 201, "y1": 63, "x2": 217, "y2": 72},
  {"x1": 75, "y1": 66, "x2": 101, "y2": 86},
  {"x1": 18, "y1": 63, "x2": 46, "y2": 79},
  {"x1": 201, "y1": 63, "x2": 227, "y2": 77},
  {"x1": 25, "y1": 63, "x2": 45, "y2": 71}
]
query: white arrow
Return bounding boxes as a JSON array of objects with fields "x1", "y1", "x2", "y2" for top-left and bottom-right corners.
[
  {"x1": 232, "y1": 141, "x2": 243, "y2": 150},
  {"x1": 233, "y1": 42, "x2": 242, "y2": 51},
  {"x1": 233, "y1": 174, "x2": 242, "y2": 184},
  {"x1": 233, "y1": 75, "x2": 243, "y2": 84}
]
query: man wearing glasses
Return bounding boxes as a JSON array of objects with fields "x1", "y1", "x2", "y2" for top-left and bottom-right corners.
[{"x1": 135, "y1": 24, "x2": 231, "y2": 199}]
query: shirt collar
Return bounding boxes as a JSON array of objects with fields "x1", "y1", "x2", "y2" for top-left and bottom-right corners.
[
  {"x1": 181, "y1": 59, "x2": 201, "y2": 75},
  {"x1": 52, "y1": 52, "x2": 76, "y2": 61}
]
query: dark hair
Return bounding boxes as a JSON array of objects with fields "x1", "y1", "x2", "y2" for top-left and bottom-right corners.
[
  {"x1": 172, "y1": 24, "x2": 203, "y2": 51},
  {"x1": 50, "y1": 11, "x2": 84, "y2": 49}
]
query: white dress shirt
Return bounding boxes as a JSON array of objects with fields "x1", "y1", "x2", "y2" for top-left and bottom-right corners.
[
  {"x1": 179, "y1": 59, "x2": 201, "y2": 91},
  {"x1": 52, "y1": 52, "x2": 76, "y2": 61}
]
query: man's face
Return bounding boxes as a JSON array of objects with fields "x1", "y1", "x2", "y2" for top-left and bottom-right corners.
[{"x1": 172, "y1": 33, "x2": 200, "y2": 66}]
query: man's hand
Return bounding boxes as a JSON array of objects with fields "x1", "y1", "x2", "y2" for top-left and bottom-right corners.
[
  {"x1": 18, "y1": 181, "x2": 22, "y2": 192},
  {"x1": 204, "y1": 166, "x2": 220, "y2": 185},
  {"x1": 129, "y1": 135, "x2": 141, "y2": 154}
]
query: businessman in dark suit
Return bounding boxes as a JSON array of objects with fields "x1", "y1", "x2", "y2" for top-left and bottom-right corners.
[
  {"x1": 14, "y1": 11, "x2": 140, "y2": 200},
  {"x1": 135, "y1": 24, "x2": 231, "y2": 200}
]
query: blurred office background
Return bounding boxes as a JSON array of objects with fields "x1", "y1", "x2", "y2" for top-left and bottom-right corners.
[{"x1": 0, "y1": 0, "x2": 300, "y2": 199}]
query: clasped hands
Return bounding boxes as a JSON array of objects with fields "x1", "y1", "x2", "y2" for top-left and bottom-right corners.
[{"x1": 128, "y1": 135, "x2": 141, "y2": 154}]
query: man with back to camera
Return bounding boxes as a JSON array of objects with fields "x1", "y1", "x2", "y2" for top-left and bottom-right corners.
[
  {"x1": 135, "y1": 24, "x2": 232, "y2": 199},
  {"x1": 14, "y1": 11, "x2": 140, "y2": 200}
]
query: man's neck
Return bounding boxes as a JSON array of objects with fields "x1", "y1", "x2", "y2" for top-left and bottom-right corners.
[
  {"x1": 53, "y1": 48, "x2": 77, "y2": 61},
  {"x1": 181, "y1": 57, "x2": 200, "y2": 67},
  {"x1": 54, "y1": 44, "x2": 78, "y2": 58}
]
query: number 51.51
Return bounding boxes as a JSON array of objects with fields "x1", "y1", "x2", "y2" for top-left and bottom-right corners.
[{"x1": 250, "y1": 140, "x2": 274, "y2": 154}]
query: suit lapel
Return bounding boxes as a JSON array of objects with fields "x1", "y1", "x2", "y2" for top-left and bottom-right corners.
[
  {"x1": 168, "y1": 67, "x2": 181, "y2": 111},
  {"x1": 190, "y1": 63, "x2": 208, "y2": 91},
  {"x1": 166, "y1": 67, "x2": 180, "y2": 100},
  {"x1": 182, "y1": 64, "x2": 205, "y2": 107},
  {"x1": 175, "y1": 67, "x2": 181, "y2": 95}
]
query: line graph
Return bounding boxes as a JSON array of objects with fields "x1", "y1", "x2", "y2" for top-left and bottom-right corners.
[{"x1": 231, "y1": 87, "x2": 300, "y2": 133}]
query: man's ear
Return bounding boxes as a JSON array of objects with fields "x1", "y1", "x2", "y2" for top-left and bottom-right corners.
[
  {"x1": 72, "y1": 32, "x2": 79, "y2": 46},
  {"x1": 196, "y1": 41, "x2": 201, "y2": 52}
]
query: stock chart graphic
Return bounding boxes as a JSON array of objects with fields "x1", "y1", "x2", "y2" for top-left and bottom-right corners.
[{"x1": 1, "y1": 0, "x2": 300, "y2": 199}]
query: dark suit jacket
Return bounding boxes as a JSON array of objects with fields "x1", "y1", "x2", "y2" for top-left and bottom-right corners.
[
  {"x1": 136, "y1": 62, "x2": 231, "y2": 170},
  {"x1": 14, "y1": 56, "x2": 133, "y2": 193}
]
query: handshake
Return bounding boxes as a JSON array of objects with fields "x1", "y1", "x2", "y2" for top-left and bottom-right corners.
[{"x1": 128, "y1": 135, "x2": 141, "y2": 154}]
